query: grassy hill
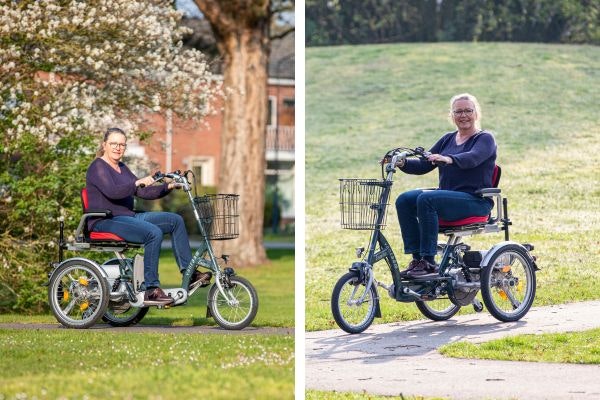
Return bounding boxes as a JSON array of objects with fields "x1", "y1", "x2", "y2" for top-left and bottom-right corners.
[{"x1": 305, "y1": 42, "x2": 600, "y2": 331}]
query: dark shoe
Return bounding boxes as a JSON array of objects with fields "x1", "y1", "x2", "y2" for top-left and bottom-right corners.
[
  {"x1": 405, "y1": 260, "x2": 439, "y2": 278},
  {"x1": 144, "y1": 287, "x2": 174, "y2": 305},
  {"x1": 399, "y1": 259, "x2": 421, "y2": 277},
  {"x1": 189, "y1": 270, "x2": 212, "y2": 290}
]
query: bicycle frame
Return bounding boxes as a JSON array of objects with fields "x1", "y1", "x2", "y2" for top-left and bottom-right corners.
[
  {"x1": 180, "y1": 180, "x2": 234, "y2": 304},
  {"x1": 355, "y1": 152, "x2": 458, "y2": 302}
]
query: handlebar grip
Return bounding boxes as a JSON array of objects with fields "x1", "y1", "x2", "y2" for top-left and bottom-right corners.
[{"x1": 139, "y1": 183, "x2": 145, "y2": 188}]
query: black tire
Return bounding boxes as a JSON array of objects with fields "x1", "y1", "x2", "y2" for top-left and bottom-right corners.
[
  {"x1": 208, "y1": 276, "x2": 258, "y2": 330},
  {"x1": 331, "y1": 272, "x2": 378, "y2": 334},
  {"x1": 481, "y1": 245, "x2": 536, "y2": 322},
  {"x1": 415, "y1": 299, "x2": 461, "y2": 321},
  {"x1": 48, "y1": 259, "x2": 110, "y2": 329},
  {"x1": 102, "y1": 304, "x2": 149, "y2": 327}
]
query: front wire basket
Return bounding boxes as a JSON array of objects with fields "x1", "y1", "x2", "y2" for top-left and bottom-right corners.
[
  {"x1": 194, "y1": 194, "x2": 240, "y2": 240},
  {"x1": 339, "y1": 179, "x2": 390, "y2": 230}
]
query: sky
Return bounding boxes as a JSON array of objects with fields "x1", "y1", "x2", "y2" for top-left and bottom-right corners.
[{"x1": 175, "y1": 0, "x2": 295, "y2": 25}]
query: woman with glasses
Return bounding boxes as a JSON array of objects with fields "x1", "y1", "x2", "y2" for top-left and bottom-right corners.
[
  {"x1": 85, "y1": 127, "x2": 211, "y2": 305},
  {"x1": 394, "y1": 93, "x2": 497, "y2": 278}
]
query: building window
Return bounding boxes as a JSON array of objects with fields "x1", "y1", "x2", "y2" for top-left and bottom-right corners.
[
  {"x1": 283, "y1": 98, "x2": 294, "y2": 108},
  {"x1": 267, "y1": 95, "x2": 277, "y2": 127},
  {"x1": 187, "y1": 156, "x2": 215, "y2": 187}
]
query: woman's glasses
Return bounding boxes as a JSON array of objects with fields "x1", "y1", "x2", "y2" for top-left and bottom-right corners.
[
  {"x1": 452, "y1": 108, "x2": 474, "y2": 116},
  {"x1": 108, "y1": 142, "x2": 127, "y2": 149}
]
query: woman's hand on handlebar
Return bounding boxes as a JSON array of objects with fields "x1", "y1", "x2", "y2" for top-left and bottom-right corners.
[
  {"x1": 168, "y1": 182, "x2": 184, "y2": 190},
  {"x1": 379, "y1": 157, "x2": 406, "y2": 168},
  {"x1": 135, "y1": 175, "x2": 155, "y2": 188},
  {"x1": 427, "y1": 154, "x2": 452, "y2": 165}
]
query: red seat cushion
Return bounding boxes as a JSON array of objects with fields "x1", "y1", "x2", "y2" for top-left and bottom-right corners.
[
  {"x1": 90, "y1": 232, "x2": 126, "y2": 241},
  {"x1": 439, "y1": 215, "x2": 489, "y2": 227}
]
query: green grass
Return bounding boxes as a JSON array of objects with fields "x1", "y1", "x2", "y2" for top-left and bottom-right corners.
[
  {"x1": 0, "y1": 248, "x2": 294, "y2": 328},
  {"x1": 307, "y1": 390, "x2": 446, "y2": 400},
  {"x1": 440, "y1": 328, "x2": 600, "y2": 364},
  {"x1": 0, "y1": 329, "x2": 293, "y2": 399},
  {"x1": 0, "y1": 248, "x2": 294, "y2": 398},
  {"x1": 263, "y1": 231, "x2": 295, "y2": 243},
  {"x1": 306, "y1": 42, "x2": 600, "y2": 331}
]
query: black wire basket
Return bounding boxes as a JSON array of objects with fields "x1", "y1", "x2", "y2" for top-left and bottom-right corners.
[
  {"x1": 339, "y1": 179, "x2": 389, "y2": 230},
  {"x1": 194, "y1": 194, "x2": 240, "y2": 240}
]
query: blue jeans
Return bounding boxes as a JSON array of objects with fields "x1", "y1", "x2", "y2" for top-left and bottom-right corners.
[
  {"x1": 395, "y1": 190, "x2": 492, "y2": 258},
  {"x1": 92, "y1": 212, "x2": 192, "y2": 288}
]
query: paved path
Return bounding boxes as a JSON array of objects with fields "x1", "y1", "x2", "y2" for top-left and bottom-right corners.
[
  {"x1": 0, "y1": 323, "x2": 293, "y2": 336},
  {"x1": 306, "y1": 301, "x2": 600, "y2": 400}
]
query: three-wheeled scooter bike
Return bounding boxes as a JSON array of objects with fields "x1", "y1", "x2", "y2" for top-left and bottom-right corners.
[
  {"x1": 332, "y1": 147, "x2": 538, "y2": 334},
  {"x1": 47, "y1": 170, "x2": 258, "y2": 330}
]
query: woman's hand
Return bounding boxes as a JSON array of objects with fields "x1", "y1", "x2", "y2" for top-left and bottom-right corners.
[
  {"x1": 427, "y1": 154, "x2": 452, "y2": 165},
  {"x1": 168, "y1": 182, "x2": 183, "y2": 190},
  {"x1": 135, "y1": 175, "x2": 155, "y2": 187},
  {"x1": 379, "y1": 157, "x2": 405, "y2": 168}
]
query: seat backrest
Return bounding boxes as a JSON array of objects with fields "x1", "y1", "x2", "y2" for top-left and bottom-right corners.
[
  {"x1": 81, "y1": 188, "x2": 89, "y2": 212},
  {"x1": 492, "y1": 165, "x2": 501, "y2": 188}
]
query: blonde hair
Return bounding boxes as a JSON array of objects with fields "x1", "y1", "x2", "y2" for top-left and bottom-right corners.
[
  {"x1": 449, "y1": 93, "x2": 482, "y2": 130},
  {"x1": 96, "y1": 127, "x2": 126, "y2": 158}
]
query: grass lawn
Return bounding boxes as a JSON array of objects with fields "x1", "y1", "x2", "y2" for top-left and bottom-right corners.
[
  {"x1": 440, "y1": 328, "x2": 600, "y2": 364},
  {"x1": 0, "y1": 328, "x2": 293, "y2": 399},
  {"x1": 306, "y1": 42, "x2": 600, "y2": 331},
  {"x1": 0, "y1": 248, "x2": 294, "y2": 398}
]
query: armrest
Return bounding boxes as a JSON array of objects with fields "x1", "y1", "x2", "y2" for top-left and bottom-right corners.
[
  {"x1": 75, "y1": 210, "x2": 113, "y2": 242},
  {"x1": 475, "y1": 188, "x2": 501, "y2": 196},
  {"x1": 84, "y1": 209, "x2": 113, "y2": 217}
]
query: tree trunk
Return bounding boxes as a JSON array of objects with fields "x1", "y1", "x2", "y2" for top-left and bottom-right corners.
[{"x1": 195, "y1": 1, "x2": 270, "y2": 266}]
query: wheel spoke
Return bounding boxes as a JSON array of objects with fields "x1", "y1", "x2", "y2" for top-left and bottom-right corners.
[{"x1": 503, "y1": 285, "x2": 521, "y2": 309}]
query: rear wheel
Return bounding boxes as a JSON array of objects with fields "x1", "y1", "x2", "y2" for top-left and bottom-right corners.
[
  {"x1": 48, "y1": 259, "x2": 110, "y2": 329},
  {"x1": 415, "y1": 299, "x2": 461, "y2": 321},
  {"x1": 481, "y1": 245, "x2": 536, "y2": 322},
  {"x1": 331, "y1": 272, "x2": 378, "y2": 334},
  {"x1": 103, "y1": 304, "x2": 149, "y2": 327}
]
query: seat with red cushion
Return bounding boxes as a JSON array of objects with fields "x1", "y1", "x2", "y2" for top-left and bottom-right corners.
[
  {"x1": 438, "y1": 165, "x2": 501, "y2": 230},
  {"x1": 80, "y1": 188, "x2": 127, "y2": 242}
]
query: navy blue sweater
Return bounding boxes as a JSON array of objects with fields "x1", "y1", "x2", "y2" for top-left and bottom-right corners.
[
  {"x1": 401, "y1": 130, "x2": 497, "y2": 194},
  {"x1": 85, "y1": 158, "x2": 171, "y2": 229}
]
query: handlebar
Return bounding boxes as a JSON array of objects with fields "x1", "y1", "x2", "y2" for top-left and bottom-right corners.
[
  {"x1": 380, "y1": 146, "x2": 447, "y2": 179},
  {"x1": 139, "y1": 169, "x2": 193, "y2": 189}
]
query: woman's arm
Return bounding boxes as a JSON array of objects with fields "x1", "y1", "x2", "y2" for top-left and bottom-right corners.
[
  {"x1": 135, "y1": 183, "x2": 172, "y2": 200},
  {"x1": 399, "y1": 133, "x2": 451, "y2": 175}
]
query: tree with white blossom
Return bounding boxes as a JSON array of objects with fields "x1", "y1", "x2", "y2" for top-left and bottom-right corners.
[{"x1": 0, "y1": 0, "x2": 219, "y2": 312}]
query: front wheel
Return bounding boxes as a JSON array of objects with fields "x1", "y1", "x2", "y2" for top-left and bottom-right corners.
[
  {"x1": 481, "y1": 245, "x2": 536, "y2": 322},
  {"x1": 415, "y1": 299, "x2": 461, "y2": 321},
  {"x1": 331, "y1": 272, "x2": 378, "y2": 334},
  {"x1": 208, "y1": 276, "x2": 258, "y2": 330},
  {"x1": 48, "y1": 259, "x2": 110, "y2": 329}
]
